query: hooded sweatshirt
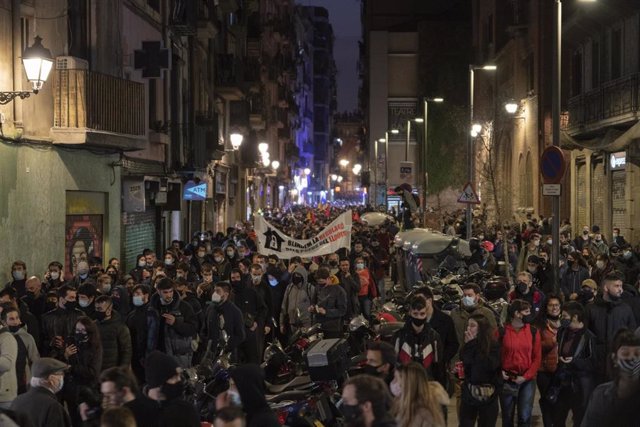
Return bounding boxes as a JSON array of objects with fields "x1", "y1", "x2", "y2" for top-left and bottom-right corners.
[
  {"x1": 230, "y1": 364, "x2": 280, "y2": 427},
  {"x1": 280, "y1": 266, "x2": 316, "y2": 327}
]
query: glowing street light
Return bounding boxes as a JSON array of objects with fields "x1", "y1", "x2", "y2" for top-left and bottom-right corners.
[
  {"x1": 505, "y1": 101, "x2": 519, "y2": 114},
  {"x1": 271, "y1": 160, "x2": 280, "y2": 170},
  {"x1": 331, "y1": 174, "x2": 338, "y2": 181},
  {"x1": 262, "y1": 157, "x2": 271, "y2": 167},
  {"x1": 339, "y1": 159, "x2": 349, "y2": 167},
  {"x1": 303, "y1": 167, "x2": 311, "y2": 175},
  {"x1": 258, "y1": 142, "x2": 269, "y2": 154},
  {"x1": 230, "y1": 133, "x2": 244, "y2": 150}
]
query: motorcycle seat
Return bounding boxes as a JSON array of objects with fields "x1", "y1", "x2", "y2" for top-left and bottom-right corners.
[{"x1": 266, "y1": 375, "x2": 312, "y2": 394}]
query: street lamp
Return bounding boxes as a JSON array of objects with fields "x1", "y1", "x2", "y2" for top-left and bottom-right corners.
[
  {"x1": 339, "y1": 159, "x2": 349, "y2": 167},
  {"x1": 405, "y1": 117, "x2": 425, "y2": 161},
  {"x1": 304, "y1": 167, "x2": 311, "y2": 175},
  {"x1": 505, "y1": 101, "x2": 519, "y2": 114},
  {"x1": 262, "y1": 157, "x2": 271, "y2": 167},
  {"x1": 375, "y1": 129, "x2": 399, "y2": 208},
  {"x1": 258, "y1": 142, "x2": 269, "y2": 154},
  {"x1": 230, "y1": 133, "x2": 244, "y2": 150},
  {"x1": 0, "y1": 36, "x2": 53, "y2": 105},
  {"x1": 271, "y1": 160, "x2": 280, "y2": 170},
  {"x1": 466, "y1": 64, "x2": 497, "y2": 239},
  {"x1": 421, "y1": 97, "x2": 445, "y2": 212},
  {"x1": 331, "y1": 174, "x2": 338, "y2": 181}
]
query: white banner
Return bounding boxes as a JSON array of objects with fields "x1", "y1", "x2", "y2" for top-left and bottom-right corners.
[{"x1": 255, "y1": 210, "x2": 352, "y2": 259}]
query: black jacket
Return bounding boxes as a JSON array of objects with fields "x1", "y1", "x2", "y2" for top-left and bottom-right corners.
[
  {"x1": 123, "y1": 396, "x2": 161, "y2": 427},
  {"x1": 126, "y1": 303, "x2": 149, "y2": 363},
  {"x1": 336, "y1": 270, "x2": 361, "y2": 317},
  {"x1": 96, "y1": 311, "x2": 132, "y2": 370},
  {"x1": 428, "y1": 308, "x2": 459, "y2": 388},
  {"x1": 231, "y1": 281, "x2": 268, "y2": 327},
  {"x1": 201, "y1": 300, "x2": 246, "y2": 353},
  {"x1": 4, "y1": 280, "x2": 26, "y2": 299},
  {"x1": 21, "y1": 293, "x2": 48, "y2": 320},
  {"x1": 461, "y1": 339, "x2": 501, "y2": 386},
  {"x1": 10, "y1": 386, "x2": 71, "y2": 427},
  {"x1": 231, "y1": 364, "x2": 280, "y2": 427},
  {"x1": 41, "y1": 306, "x2": 84, "y2": 358},
  {"x1": 314, "y1": 283, "x2": 347, "y2": 334},
  {"x1": 146, "y1": 293, "x2": 198, "y2": 368},
  {"x1": 157, "y1": 398, "x2": 200, "y2": 427},
  {"x1": 65, "y1": 339, "x2": 102, "y2": 392},
  {"x1": 582, "y1": 381, "x2": 640, "y2": 427}
]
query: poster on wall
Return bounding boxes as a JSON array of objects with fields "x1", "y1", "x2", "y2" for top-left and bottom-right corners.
[
  {"x1": 65, "y1": 215, "x2": 103, "y2": 277},
  {"x1": 388, "y1": 99, "x2": 418, "y2": 143}
]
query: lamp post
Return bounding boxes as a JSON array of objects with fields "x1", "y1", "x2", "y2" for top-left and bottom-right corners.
[
  {"x1": 230, "y1": 133, "x2": 244, "y2": 150},
  {"x1": 467, "y1": 64, "x2": 497, "y2": 240},
  {"x1": 421, "y1": 97, "x2": 444, "y2": 213},
  {"x1": 0, "y1": 36, "x2": 53, "y2": 105},
  {"x1": 378, "y1": 129, "x2": 399, "y2": 208}
]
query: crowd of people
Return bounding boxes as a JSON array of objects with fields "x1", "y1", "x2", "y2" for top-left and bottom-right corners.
[{"x1": 0, "y1": 205, "x2": 637, "y2": 427}]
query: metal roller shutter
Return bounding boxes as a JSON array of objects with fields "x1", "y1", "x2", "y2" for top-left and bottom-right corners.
[
  {"x1": 122, "y1": 210, "x2": 157, "y2": 272},
  {"x1": 611, "y1": 170, "x2": 627, "y2": 231},
  {"x1": 591, "y1": 160, "x2": 604, "y2": 228},
  {"x1": 576, "y1": 163, "x2": 587, "y2": 228}
]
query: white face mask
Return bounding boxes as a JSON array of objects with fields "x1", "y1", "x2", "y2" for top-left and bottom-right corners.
[
  {"x1": 390, "y1": 380, "x2": 401, "y2": 397},
  {"x1": 50, "y1": 271, "x2": 60, "y2": 281},
  {"x1": 596, "y1": 261, "x2": 605, "y2": 269},
  {"x1": 211, "y1": 292, "x2": 222, "y2": 303},
  {"x1": 462, "y1": 295, "x2": 476, "y2": 307}
]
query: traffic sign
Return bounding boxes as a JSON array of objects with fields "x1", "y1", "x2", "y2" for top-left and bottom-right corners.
[
  {"x1": 457, "y1": 182, "x2": 480, "y2": 204},
  {"x1": 540, "y1": 146, "x2": 566, "y2": 184},
  {"x1": 542, "y1": 184, "x2": 561, "y2": 196}
]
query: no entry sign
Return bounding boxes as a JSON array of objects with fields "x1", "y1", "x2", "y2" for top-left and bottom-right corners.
[{"x1": 540, "y1": 146, "x2": 566, "y2": 184}]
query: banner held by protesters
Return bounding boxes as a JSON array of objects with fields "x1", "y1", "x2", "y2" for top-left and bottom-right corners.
[{"x1": 255, "y1": 210, "x2": 352, "y2": 258}]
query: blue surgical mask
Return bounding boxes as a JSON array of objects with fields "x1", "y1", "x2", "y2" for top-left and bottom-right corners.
[
  {"x1": 132, "y1": 296, "x2": 145, "y2": 307},
  {"x1": 268, "y1": 278, "x2": 278, "y2": 287}
]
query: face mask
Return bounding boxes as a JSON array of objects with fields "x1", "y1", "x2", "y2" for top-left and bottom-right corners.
[
  {"x1": 8, "y1": 325, "x2": 20, "y2": 333},
  {"x1": 211, "y1": 293, "x2": 222, "y2": 304},
  {"x1": 411, "y1": 317, "x2": 426, "y2": 328},
  {"x1": 11, "y1": 270, "x2": 25, "y2": 281},
  {"x1": 390, "y1": 380, "x2": 402, "y2": 397},
  {"x1": 292, "y1": 275, "x2": 303, "y2": 285},
  {"x1": 214, "y1": 256, "x2": 224, "y2": 263},
  {"x1": 75, "y1": 332, "x2": 89, "y2": 343},
  {"x1": 527, "y1": 266, "x2": 537, "y2": 274},
  {"x1": 356, "y1": 263, "x2": 365, "y2": 270},
  {"x1": 238, "y1": 251, "x2": 246, "y2": 258},
  {"x1": 132, "y1": 296, "x2": 145, "y2": 307},
  {"x1": 79, "y1": 299, "x2": 90, "y2": 308},
  {"x1": 340, "y1": 403, "x2": 362, "y2": 423},
  {"x1": 227, "y1": 251, "x2": 235, "y2": 258},
  {"x1": 583, "y1": 230, "x2": 589, "y2": 235},
  {"x1": 95, "y1": 311, "x2": 107, "y2": 322},
  {"x1": 595, "y1": 236, "x2": 602, "y2": 242},
  {"x1": 161, "y1": 381, "x2": 185, "y2": 400},
  {"x1": 361, "y1": 364, "x2": 382, "y2": 377},
  {"x1": 65, "y1": 301, "x2": 77, "y2": 311},
  {"x1": 197, "y1": 251, "x2": 206, "y2": 259},
  {"x1": 596, "y1": 261, "x2": 605, "y2": 269},
  {"x1": 138, "y1": 261, "x2": 146, "y2": 268},
  {"x1": 617, "y1": 358, "x2": 640, "y2": 379},
  {"x1": 268, "y1": 278, "x2": 278, "y2": 287},
  {"x1": 521, "y1": 313, "x2": 536, "y2": 324},
  {"x1": 579, "y1": 288, "x2": 594, "y2": 303},
  {"x1": 230, "y1": 280, "x2": 242, "y2": 289},
  {"x1": 79, "y1": 272, "x2": 89, "y2": 280},
  {"x1": 51, "y1": 375, "x2": 64, "y2": 394},
  {"x1": 227, "y1": 389, "x2": 242, "y2": 406},
  {"x1": 623, "y1": 251, "x2": 632, "y2": 260},
  {"x1": 165, "y1": 258, "x2": 174, "y2": 266},
  {"x1": 50, "y1": 272, "x2": 60, "y2": 281},
  {"x1": 546, "y1": 239, "x2": 552, "y2": 245},
  {"x1": 560, "y1": 318, "x2": 571, "y2": 328},
  {"x1": 251, "y1": 275, "x2": 262, "y2": 284},
  {"x1": 329, "y1": 260, "x2": 338, "y2": 267},
  {"x1": 462, "y1": 295, "x2": 476, "y2": 308},
  {"x1": 516, "y1": 281, "x2": 529, "y2": 294}
]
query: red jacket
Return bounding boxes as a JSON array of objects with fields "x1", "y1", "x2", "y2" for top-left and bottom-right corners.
[{"x1": 500, "y1": 324, "x2": 542, "y2": 381}]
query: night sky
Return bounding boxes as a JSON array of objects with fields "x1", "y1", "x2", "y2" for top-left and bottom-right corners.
[{"x1": 298, "y1": 0, "x2": 361, "y2": 113}]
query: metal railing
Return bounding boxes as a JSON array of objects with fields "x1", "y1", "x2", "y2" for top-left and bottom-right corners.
[
  {"x1": 566, "y1": 73, "x2": 639, "y2": 131},
  {"x1": 53, "y1": 69, "x2": 145, "y2": 136}
]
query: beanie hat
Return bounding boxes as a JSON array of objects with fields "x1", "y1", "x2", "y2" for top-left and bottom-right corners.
[{"x1": 145, "y1": 351, "x2": 179, "y2": 388}]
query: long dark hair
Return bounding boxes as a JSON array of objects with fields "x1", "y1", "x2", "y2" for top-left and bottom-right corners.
[
  {"x1": 76, "y1": 316, "x2": 102, "y2": 355},
  {"x1": 466, "y1": 313, "x2": 495, "y2": 357}
]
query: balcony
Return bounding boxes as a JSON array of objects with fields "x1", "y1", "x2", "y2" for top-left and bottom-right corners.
[
  {"x1": 170, "y1": 0, "x2": 197, "y2": 36},
  {"x1": 565, "y1": 73, "x2": 640, "y2": 137},
  {"x1": 215, "y1": 54, "x2": 244, "y2": 100},
  {"x1": 51, "y1": 70, "x2": 146, "y2": 151}
]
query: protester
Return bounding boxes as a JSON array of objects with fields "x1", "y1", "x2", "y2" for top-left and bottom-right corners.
[
  {"x1": 363, "y1": 341, "x2": 396, "y2": 385},
  {"x1": 390, "y1": 362, "x2": 448, "y2": 427},
  {"x1": 10, "y1": 358, "x2": 70, "y2": 427},
  {"x1": 309, "y1": 267, "x2": 347, "y2": 338},
  {"x1": 394, "y1": 296, "x2": 441, "y2": 376},
  {"x1": 341, "y1": 374, "x2": 396, "y2": 427}
]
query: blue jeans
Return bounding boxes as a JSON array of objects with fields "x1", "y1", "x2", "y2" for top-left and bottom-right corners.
[{"x1": 500, "y1": 379, "x2": 535, "y2": 427}]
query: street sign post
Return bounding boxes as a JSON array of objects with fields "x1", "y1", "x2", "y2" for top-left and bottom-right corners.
[
  {"x1": 457, "y1": 182, "x2": 480, "y2": 204},
  {"x1": 540, "y1": 146, "x2": 567, "y2": 294}
]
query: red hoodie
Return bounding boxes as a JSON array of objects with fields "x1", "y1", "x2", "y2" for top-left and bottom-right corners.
[{"x1": 500, "y1": 323, "x2": 542, "y2": 381}]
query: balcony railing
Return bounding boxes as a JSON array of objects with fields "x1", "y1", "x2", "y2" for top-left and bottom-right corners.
[
  {"x1": 215, "y1": 54, "x2": 244, "y2": 100},
  {"x1": 565, "y1": 73, "x2": 640, "y2": 135},
  {"x1": 52, "y1": 69, "x2": 146, "y2": 150}
]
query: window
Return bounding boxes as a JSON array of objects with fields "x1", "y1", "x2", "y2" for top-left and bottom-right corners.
[
  {"x1": 68, "y1": 0, "x2": 89, "y2": 59},
  {"x1": 611, "y1": 28, "x2": 622, "y2": 80},
  {"x1": 571, "y1": 51, "x2": 583, "y2": 96},
  {"x1": 20, "y1": 17, "x2": 30, "y2": 53},
  {"x1": 591, "y1": 40, "x2": 600, "y2": 88}
]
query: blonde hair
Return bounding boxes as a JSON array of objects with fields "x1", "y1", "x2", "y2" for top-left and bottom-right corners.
[{"x1": 392, "y1": 362, "x2": 445, "y2": 427}]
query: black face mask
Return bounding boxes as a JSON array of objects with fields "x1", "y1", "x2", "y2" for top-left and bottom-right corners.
[
  {"x1": 341, "y1": 403, "x2": 362, "y2": 423},
  {"x1": 516, "y1": 282, "x2": 529, "y2": 294},
  {"x1": 161, "y1": 381, "x2": 185, "y2": 401},
  {"x1": 579, "y1": 289, "x2": 594, "y2": 303},
  {"x1": 230, "y1": 280, "x2": 242, "y2": 289},
  {"x1": 329, "y1": 260, "x2": 338, "y2": 267},
  {"x1": 25, "y1": 291, "x2": 36, "y2": 299},
  {"x1": 522, "y1": 313, "x2": 536, "y2": 324},
  {"x1": 411, "y1": 317, "x2": 426, "y2": 328},
  {"x1": 8, "y1": 325, "x2": 20, "y2": 333},
  {"x1": 75, "y1": 332, "x2": 89, "y2": 343},
  {"x1": 547, "y1": 314, "x2": 560, "y2": 321},
  {"x1": 292, "y1": 275, "x2": 303, "y2": 285},
  {"x1": 361, "y1": 364, "x2": 383, "y2": 377},
  {"x1": 64, "y1": 301, "x2": 77, "y2": 311},
  {"x1": 95, "y1": 311, "x2": 107, "y2": 322}
]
